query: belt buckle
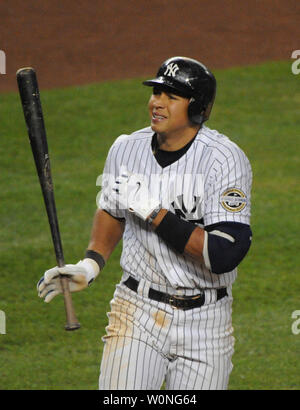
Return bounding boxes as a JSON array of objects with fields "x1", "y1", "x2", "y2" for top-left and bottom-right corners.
[
  {"x1": 169, "y1": 296, "x2": 180, "y2": 310},
  {"x1": 169, "y1": 295, "x2": 187, "y2": 310},
  {"x1": 169, "y1": 293, "x2": 204, "y2": 310}
]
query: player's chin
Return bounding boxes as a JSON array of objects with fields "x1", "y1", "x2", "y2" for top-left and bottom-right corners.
[{"x1": 150, "y1": 118, "x2": 167, "y2": 133}]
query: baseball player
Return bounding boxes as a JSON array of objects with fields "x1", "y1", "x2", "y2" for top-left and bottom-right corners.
[{"x1": 37, "y1": 56, "x2": 252, "y2": 390}]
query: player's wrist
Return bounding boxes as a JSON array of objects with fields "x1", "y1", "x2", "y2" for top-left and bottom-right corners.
[
  {"x1": 76, "y1": 259, "x2": 99, "y2": 286},
  {"x1": 148, "y1": 207, "x2": 166, "y2": 226},
  {"x1": 82, "y1": 249, "x2": 106, "y2": 285}
]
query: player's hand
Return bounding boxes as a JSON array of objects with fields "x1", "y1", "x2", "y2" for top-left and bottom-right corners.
[
  {"x1": 37, "y1": 259, "x2": 99, "y2": 303},
  {"x1": 113, "y1": 172, "x2": 160, "y2": 220}
]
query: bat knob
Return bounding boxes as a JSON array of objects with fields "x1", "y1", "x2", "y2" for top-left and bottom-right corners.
[
  {"x1": 65, "y1": 322, "x2": 81, "y2": 331},
  {"x1": 16, "y1": 67, "x2": 35, "y2": 75}
]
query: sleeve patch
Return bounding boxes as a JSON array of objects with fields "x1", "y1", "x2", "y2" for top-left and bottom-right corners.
[{"x1": 220, "y1": 188, "x2": 247, "y2": 212}]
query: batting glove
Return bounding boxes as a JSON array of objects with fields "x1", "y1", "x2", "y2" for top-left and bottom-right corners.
[
  {"x1": 37, "y1": 259, "x2": 99, "y2": 303},
  {"x1": 113, "y1": 173, "x2": 160, "y2": 220}
]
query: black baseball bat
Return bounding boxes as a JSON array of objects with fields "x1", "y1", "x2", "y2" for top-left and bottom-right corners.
[{"x1": 16, "y1": 67, "x2": 80, "y2": 331}]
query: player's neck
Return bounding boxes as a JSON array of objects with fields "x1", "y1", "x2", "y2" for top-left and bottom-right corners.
[{"x1": 157, "y1": 126, "x2": 200, "y2": 151}]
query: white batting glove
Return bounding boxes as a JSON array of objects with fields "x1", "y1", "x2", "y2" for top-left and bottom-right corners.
[
  {"x1": 113, "y1": 172, "x2": 160, "y2": 220},
  {"x1": 37, "y1": 259, "x2": 99, "y2": 303}
]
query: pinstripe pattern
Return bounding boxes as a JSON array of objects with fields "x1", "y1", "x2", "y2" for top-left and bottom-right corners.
[
  {"x1": 98, "y1": 125, "x2": 252, "y2": 291},
  {"x1": 99, "y1": 282, "x2": 234, "y2": 390},
  {"x1": 98, "y1": 125, "x2": 251, "y2": 389}
]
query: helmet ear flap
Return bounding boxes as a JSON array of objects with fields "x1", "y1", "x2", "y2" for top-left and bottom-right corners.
[
  {"x1": 188, "y1": 97, "x2": 205, "y2": 125},
  {"x1": 188, "y1": 87, "x2": 216, "y2": 125}
]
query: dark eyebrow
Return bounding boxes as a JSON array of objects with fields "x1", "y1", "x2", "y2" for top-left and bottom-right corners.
[
  {"x1": 153, "y1": 87, "x2": 180, "y2": 98},
  {"x1": 166, "y1": 91, "x2": 178, "y2": 99}
]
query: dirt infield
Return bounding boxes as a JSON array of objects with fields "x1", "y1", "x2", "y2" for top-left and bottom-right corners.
[{"x1": 0, "y1": 0, "x2": 299, "y2": 92}]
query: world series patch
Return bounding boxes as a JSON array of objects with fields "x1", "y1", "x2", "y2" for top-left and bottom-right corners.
[{"x1": 220, "y1": 188, "x2": 247, "y2": 212}]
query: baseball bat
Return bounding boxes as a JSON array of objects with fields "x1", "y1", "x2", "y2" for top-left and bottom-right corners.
[{"x1": 16, "y1": 67, "x2": 80, "y2": 331}]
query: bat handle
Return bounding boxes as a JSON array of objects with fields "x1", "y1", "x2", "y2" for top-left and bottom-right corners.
[
  {"x1": 57, "y1": 257, "x2": 80, "y2": 331},
  {"x1": 60, "y1": 276, "x2": 81, "y2": 331}
]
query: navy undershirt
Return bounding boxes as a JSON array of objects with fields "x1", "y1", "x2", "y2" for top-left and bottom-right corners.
[{"x1": 151, "y1": 133, "x2": 196, "y2": 167}]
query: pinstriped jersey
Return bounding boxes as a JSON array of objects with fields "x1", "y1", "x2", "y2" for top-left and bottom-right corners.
[{"x1": 98, "y1": 125, "x2": 252, "y2": 291}]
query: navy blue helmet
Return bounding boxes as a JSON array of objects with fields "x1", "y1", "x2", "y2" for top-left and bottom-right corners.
[{"x1": 143, "y1": 56, "x2": 216, "y2": 125}]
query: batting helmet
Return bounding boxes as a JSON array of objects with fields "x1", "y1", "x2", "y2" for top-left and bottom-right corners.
[{"x1": 143, "y1": 56, "x2": 216, "y2": 125}]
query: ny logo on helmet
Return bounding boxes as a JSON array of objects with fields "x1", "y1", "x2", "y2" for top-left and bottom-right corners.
[{"x1": 164, "y1": 63, "x2": 179, "y2": 77}]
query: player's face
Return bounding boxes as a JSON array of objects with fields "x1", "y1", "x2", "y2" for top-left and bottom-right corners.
[{"x1": 148, "y1": 87, "x2": 191, "y2": 138}]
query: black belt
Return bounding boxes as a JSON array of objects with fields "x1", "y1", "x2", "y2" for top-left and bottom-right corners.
[{"x1": 123, "y1": 276, "x2": 228, "y2": 311}]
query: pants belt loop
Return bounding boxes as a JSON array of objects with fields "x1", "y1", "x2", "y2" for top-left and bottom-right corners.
[
  {"x1": 205, "y1": 288, "x2": 217, "y2": 305},
  {"x1": 137, "y1": 278, "x2": 150, "y2": 298}
]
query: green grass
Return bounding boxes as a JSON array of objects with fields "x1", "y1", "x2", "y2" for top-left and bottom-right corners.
[{"x1": 0, "y1": 60, "x2": 299, "y2": 390}]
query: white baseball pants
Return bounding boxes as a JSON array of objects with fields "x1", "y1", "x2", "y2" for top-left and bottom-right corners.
[{"x1": 99, "y1": 280, "x2": 234, "y2": 390}]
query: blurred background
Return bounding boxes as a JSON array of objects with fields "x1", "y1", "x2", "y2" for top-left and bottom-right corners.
[
  {"x1": 0, "y1": 0, "x2": 299, "y2": 390},
  {"x1": 0, "y1": 0, "x2": 299, "y2": 92}
]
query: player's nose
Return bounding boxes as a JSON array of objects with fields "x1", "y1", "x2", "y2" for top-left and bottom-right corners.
[{"x1": 152, "y1": 93, "x2": 167, "y2": 108}]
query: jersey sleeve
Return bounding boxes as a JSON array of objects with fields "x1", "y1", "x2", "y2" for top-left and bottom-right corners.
[
  {"x1": 203, "y1": 143, "x2": 252, "y2": 226},
  {"x1": 96, "y1": 140, "x2": 126, "y2": 219}
]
